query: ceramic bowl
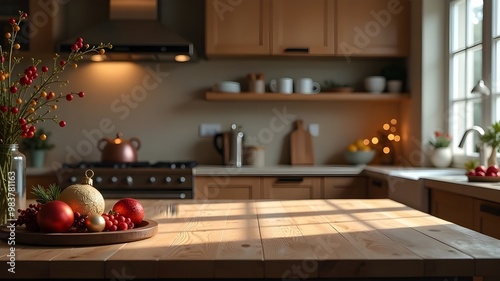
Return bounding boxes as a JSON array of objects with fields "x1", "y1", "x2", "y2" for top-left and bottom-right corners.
[
  {"x1": 364, "y1": 76, "x2": 386, "y2": 93},
  {"x1": 344, "y1": 150, "x2": 375, "y2": 165},
  {"x1": 213, "y1": 81, "x2": 241, "y2": 93}
]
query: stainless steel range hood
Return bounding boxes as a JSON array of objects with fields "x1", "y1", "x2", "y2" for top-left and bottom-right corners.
[{"x1": 58, "y1": 0, "x2": 195, "y2": 62}]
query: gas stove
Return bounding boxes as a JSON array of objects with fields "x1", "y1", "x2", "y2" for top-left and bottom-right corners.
[{"x1": 59, "y1": 161, "x2": 197, "y2": 199}]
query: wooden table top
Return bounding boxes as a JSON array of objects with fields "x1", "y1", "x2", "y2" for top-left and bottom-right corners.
[{"x1": 1, "y1": 199, "x2": 500, "y2": 280}]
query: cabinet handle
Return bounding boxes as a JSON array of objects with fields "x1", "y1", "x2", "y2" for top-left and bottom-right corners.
[
  {"x1": 371, "y1": 179, "x2": 383, "y2": 187},
  {"x1": 284, "y1": 48, "x2": 309, "y2": 53},
  {"x1": 276, "y1": 177, "x2": 304, "y2": 183},
  {"x1": 480, "y1": 204, "x2": 500, "y2": 217}
]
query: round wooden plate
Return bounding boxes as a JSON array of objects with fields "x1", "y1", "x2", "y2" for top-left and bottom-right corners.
[
  {"x1": 0, "y1": 219, "x2": 158, "y2": 246},
  {"x1": 467, "y1": 175, "x2": 500, "y2": 182}
]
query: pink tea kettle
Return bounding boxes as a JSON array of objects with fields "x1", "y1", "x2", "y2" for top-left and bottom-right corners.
[{"x1": 98, "y1": 132, "x2": 141, "y2": 162}]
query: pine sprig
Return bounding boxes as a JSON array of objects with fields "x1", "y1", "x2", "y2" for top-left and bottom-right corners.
[{"x1": 31, "y1": 183, "x2": 61, "y2": 204}]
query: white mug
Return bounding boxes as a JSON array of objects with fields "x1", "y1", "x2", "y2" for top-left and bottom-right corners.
[
  {"x1": 269, "y1": 78, "x2": 293, "y2": 94},
  {"x1": 295, "y1": 78, "x2": 321, "y2": 94}
]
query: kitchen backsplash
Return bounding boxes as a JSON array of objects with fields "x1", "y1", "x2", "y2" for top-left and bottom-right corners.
[{"x1": 20, "y1": 56, "x2": 404, "y2": 168}]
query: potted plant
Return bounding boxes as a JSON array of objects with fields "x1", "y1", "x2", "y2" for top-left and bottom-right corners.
[
  {"x1": 21, "y1": 129, "x2": 55, "y2": 168},
  {"x1": 322, "y1": 79, "x2": 353, "y2": 93},
  {"x1": 428, "y1": 131, "x2": 453, "y2": 167},
  {"x1": 480, "y1": 121, "x2": 500, "y2": 166}
]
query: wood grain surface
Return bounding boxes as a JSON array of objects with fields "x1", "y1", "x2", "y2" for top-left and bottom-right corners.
[{"x1": 1, "y1": 199, "x2": 500, "y2": 279}]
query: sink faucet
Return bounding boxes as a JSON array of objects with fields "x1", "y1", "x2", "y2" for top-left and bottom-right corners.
[{"x1": 458, "y1": 125, "x2": 487, "y2": 166}]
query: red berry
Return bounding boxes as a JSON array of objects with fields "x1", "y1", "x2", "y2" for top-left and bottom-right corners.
[
  {"x1": 47, "y1": 91, "x2": 55, "y2": 99},
  {"x1": 21, "y1": 124, "x2": 28, "y2": 131},
  {"x1": 20, "y1": 132, "x2": 27, "y2": 138},
  {"x1": 66, "y1": 94, "x2": 73, "y2": 101},
  {"x1": 22, "y1": 13, "x2": 28, "y2": 18},
  {"x1": 71, "y1": 43, "x2": 79, "y2": 51},
  {"x1": 59, "y1": 121, "x2": 66, "y2": 127},
  {"x1": 78, "y1": 91, "x2": 85, "y2": 98},
  {"x1": 59, "y1": 60, "x2": 66, "y2": 67},
  {"x1": 10, "y1": 107, "x2": 19, "y2": 114},
  {"x1": 19, "y1": 118, "x2": 26, "y2": 125},
  {"x1": 0, "y1": 105, "x2": 7, "y2": 113},
  {"x1": 28, "y1": 125, "x2": 36, "y2": 132},
  {"x1": 117, "y1": 222, "x2": 128, "y2": 231},
  {"x1": 0, "y1": 56, "x2": 4, "y2": 63},
  {"x1": 41, "y1": 66, "x2": 49, "y2": 72},
  {"x1": 10, "y1": 86, "x2": 17, "y2": 93},
  {"x1": 9, "y1": 18, "x2": 16, "y2": 25},
  {"x1": 19, "y1": 76, "x2": 28, "y2": 85},
  {"x1": 109, "y1": 225, "x2": 117, "y2": 231}
]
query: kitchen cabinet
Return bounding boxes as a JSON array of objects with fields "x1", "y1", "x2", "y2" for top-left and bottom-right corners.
[
  {"x1": 205, "y1": 0, "x2": 271, "y2": 55},
  {"x1": 336, "y1": 0, "x2": 411, "y2": 57},
  {"x1": 262, "y1": 176, "x2": 322, "y2": 199},
  {"x1": 367, "y1": 177, "x2": 388, "y2": 198},
  {"x1": 271, "y1": 0, "x2": 335, "y2": 55},
  {"x1": 206, "y1": 0, "x2": 410, "y2": 58},
  {"x1": 430, "y1": 190, "x2": 475, "y2": 230},
  {"x1": 194, "y1": 176, "x2": 261, "y2": 200},
  {"x1": 323, "y1": 177, "x2": 367, "y2": 198},
  {"x1": 474, "y1": 199, "x2": 500, "y2": 240}
]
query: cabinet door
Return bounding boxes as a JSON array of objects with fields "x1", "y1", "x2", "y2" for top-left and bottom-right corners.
[
  {"x1": 430, "y1": 190, "x2": 474, "y2": 230},
  {"x1": 367, "y1": 177, "x2": 388, "y2": 198},
  {"x1": 206, "y1": 0, "x2": 271, "y2": 55},
  {"x1": 262, "y1": 177, "x2": 321, "y2": 199},
  {"x1": 337, "y1": 0, "x2": 410, "y2": 57},
  {"x1": 272, "y1": 0, "x2": 335, "y2": 55},
  {"x1": 194, "y1": 176, "x2": 261, "y2": 200},
  {"x1": 474, "y1": 199, "x2": 500, "y2": 239},
  {"x1": 323, "y1": 177, "x2": 367, "y2": 199}
]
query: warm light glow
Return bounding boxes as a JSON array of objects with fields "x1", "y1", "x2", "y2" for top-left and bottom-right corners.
[
  {"x1": 363, "y1": 139, "x2": 370, "y2": 145},
  {"x1": 388, "y1": 134, "x2": 395, "y2": 141},
  {"x1": 383, "y1": 123, "x2": 390, "y2": 130},
  {"x1": 390, "y1": 126, "x2": 396, "y2": 133},
  {"x1": 371, "y1": 137, "x2": 379, "y2": 144},
  {"x1": 175, "y1": 55, "x2": 191, "y2": 62},
  {"x1": 391, "y1": 119, "x2": 397, "y2": 125},
  {"x1": 383, "y1": 147, "x2": 391, "y2": 154},
  {"x1": 91, "y1": 54, "x2": 106, "y2": 62},
  {"x1": 114, "y1": 139, "x2": 122, "y2": 144},
  {"x1": 394, "y1": 135, "x2": 401, "y2": 142}
]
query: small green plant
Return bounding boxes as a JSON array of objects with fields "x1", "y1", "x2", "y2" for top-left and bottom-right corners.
[
  {"x1": 21, "y1": 128, "x2": 55, "y2": 150},
  {"x1": 322, "y1": 79, "x2": 351, "y2": 89},
  {"x1": 481, "y1": 121, "x2": 500, "y2": 150},
  {"x1": 429, "y1": 131, "x2": 452, "y2": 148}
]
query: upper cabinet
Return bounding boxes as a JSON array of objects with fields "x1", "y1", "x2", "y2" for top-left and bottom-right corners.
[
  {"x1": 336, "y1": 0, "x2": 411, "y2": 57},
  {"x1": 205, "y1": 0, "x2": 410, "y2": 58},
  {"x1": 271, "y1": 0, "x2": 335, "y2": 55},
  {"x1": 205, "y1": 0, "x2": 271, "y2": 55}
]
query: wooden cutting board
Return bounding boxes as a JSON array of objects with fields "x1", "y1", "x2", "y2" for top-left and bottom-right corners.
[{"x1": 290, "y1": 119, "x2": 314, "y2": 165}]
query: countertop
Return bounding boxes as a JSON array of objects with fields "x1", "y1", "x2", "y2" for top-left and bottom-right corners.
[
  {"x1": 1, "y1": 199, "x2": 499, "y2": 279},
  {"x1": 193, "y1": 164, "x2": 365, "y2": 176}
]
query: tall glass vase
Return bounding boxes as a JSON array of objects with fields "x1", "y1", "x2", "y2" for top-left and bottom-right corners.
[{"x1": 0, "y1": 144, "x2": 26, "y2": 225}]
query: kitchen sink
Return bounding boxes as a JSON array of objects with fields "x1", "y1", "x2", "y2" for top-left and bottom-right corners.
[{"x1": 388, "y1": 168, "x2": 466, "y2": 180}]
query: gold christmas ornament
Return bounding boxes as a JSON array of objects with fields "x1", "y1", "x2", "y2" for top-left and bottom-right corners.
[{"x1": 85, "y1": 213, "x2": 105, "y2": 232}]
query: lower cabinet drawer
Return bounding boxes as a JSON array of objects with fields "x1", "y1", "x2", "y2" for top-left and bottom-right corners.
[{"x1": 262, "y1": 177, "x2": 322, "y2": 199}]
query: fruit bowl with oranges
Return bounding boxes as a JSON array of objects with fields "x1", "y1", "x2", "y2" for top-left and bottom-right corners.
[{"x1": 344, "y1": 139, "x2": 375, "y2": 165}]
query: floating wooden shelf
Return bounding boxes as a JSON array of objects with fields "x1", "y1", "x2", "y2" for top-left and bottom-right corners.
[{"x1": 205, "y1": 92, "x2": 410, "y2": 102}]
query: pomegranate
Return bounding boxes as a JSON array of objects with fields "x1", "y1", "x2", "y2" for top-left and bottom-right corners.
[
  {"x1": 36, "y1": 200, "x2": 74, "y2": 233},
  {"x1": 112, "y1": 198, "x2": 144, "y2": 224}
]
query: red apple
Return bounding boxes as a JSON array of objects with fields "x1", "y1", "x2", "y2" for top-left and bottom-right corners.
[
  {"x1": 476, "y1": 170, "x2": 486, "y2": 177},
  {"x1": 487, "y1": 165, "x2": 499, "y2": 174},
  {"x1": 475, "y1": 165, "x2": 487, "y2": 174},
  {"x1": 467, "y1": 170, "x2": 476, "y2": 176}
]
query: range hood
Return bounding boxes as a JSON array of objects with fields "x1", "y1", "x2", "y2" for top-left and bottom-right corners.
[{"x1": 58, "y1": 0, "x2": 195, "y2": 62}]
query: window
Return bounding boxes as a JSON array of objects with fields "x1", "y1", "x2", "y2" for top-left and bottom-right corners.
[{"x1": 449, "y1": 0, "x2": 498, "y2": 159}]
